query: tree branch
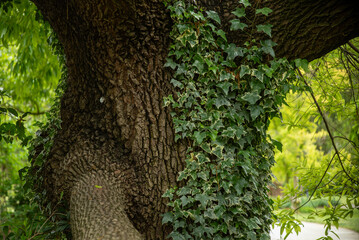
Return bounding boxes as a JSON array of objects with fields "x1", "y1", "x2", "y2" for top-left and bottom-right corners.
[{"x1": 297, "y1": 70, "x2": 359, "y2": 185}]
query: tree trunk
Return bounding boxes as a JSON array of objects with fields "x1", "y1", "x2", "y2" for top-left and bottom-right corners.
[{"x1": 29, "y1": 0, "x2": 359, "y2": 239}]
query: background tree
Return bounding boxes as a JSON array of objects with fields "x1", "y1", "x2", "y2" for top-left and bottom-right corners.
[
  {"x1": 0, "y1": 0, "x2": 359, "y2": 239},
  {"x1": 0, "y1": 1, "x2": 64, "y2": 238}
]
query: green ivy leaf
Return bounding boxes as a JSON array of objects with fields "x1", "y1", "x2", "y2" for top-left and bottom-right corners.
[
  {"x1": 217, "y1": 82, "x2": 231, "y2": 95},
  {"x1": 193, "y1": 60, "x2": 205, "y2": 73},
  {"x1": 240, "y1": 65, "x2": 250, "y2": 78},
  {"x1": 204, "y1": 208, "x2": 218, "y2": 220},
  {"x1": 171, "y1": 79, "x2": 184, "y2": 89},
  {"x1": 193, "y1": 226, "x2": 206, "y2": 238},
  {"x1": 252, "y1": 69, "x2": 264, "y2": 82},
  {"x1": 232, "y1": 8, "x2": 246, "y2": 18},
  {"x1": 212, "y1": 145, "x2": 223, "y2": 158},
  {"x1": 164, "y1": 58, "x2": 177, "y2": 69},
  {"x1": 194, "y1": 131, "x2": 207, "y2": 144},
  {"x1": 230, "y1": 19, "x2": 247, "y2": 31},
  {"x1": 216, "y1": 29, "x2": 227, "y2": 41},
  {"x1": 215, "y1": 95, "x2": 231, "y2": 108},
  {"x1": 162, "y1": 212, "x2": 174, "y2": 224},
  {"x1": 241, "y1": 91, "x2": 261, "y2": 105},
  {"x1": 195, "y1": 194, "x2": 211, "y2": 207},
  {"x1": 176, "y1": 23, "x2": 188, "y2": 34},
  {"x1": 239, "y1": 0, "x2": 251, "y2": 8},
  {"x1": 256, "y1": 24, "x2": 272, "y2": 37},
  {"x1": 226, "y1": 43, "x2": 243, "y2": 61},
  {"x1": 206, "y1": 10, "x2": 221, "y2": 24},
  {"x1": 294, "y1": 58, "x2": 309, "y2": 72},
  {"x1": 168, "y1": 231, "x2": 186, "y2": 240},
  {"x1": 180, "y1": 195, "x2": 192, "y2": 207},
  {"x1": 255, "y1": 7, "x2": 273, "y2": 16},
  {"x1": 249, "y1": 105, "x2": 263, "y2": 120},
  {"x1": 261, "y1": 40, "x2": 276, "y2": 58}
]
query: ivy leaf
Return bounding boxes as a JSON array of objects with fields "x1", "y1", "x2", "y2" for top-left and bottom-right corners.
[
  {"x1": 193, "y1": 60, "x2": 204, "y2": 73},
  {"x1": 170, "y1": 79, "x2": 184, "y2": 89},
  {"x1": 162, "y1": 212, "x2": 174, "y2": 224},
  {"x1": 164, "y1": 58, "x2": 177, "y2": 69},
  {"x1": 204, "y1": 208, "x2": 218, "y2": 220},
  {"x1": 241, "y1": 91, "x2": 261, "y2": 105},
  {"x1": 225, "y1": 43, "x2": 243, "y2": 61},
  {"x1": 239, "y1": 0, "x2": 251, "y2": 8},
  {"x1": 168, "y1": 232, "x2": 186, "y2": 240},
  {"x1": 255, "y1": 7, "x2": 273, "y2": 16},
  {"x1": 220, "y1": 71, "x2": 233, "y2": 81},
  {"x1": 216, "y1": 29, "x2": 227, "y2": 41},
  {"x1": 217, "y1": 82, "x2": 231, "y2": 95},
  {"x1": 294, "y1": 58, "x2": 309, "y2": 72},
  {"x1": 194, "y1": 131, "x2": 207, "y2": 144},
  {"x1": 214, "y1": 95, "x2": 231, "y2": 108},
  {"x1": 222, "y1": 127, "x2": 236, "y2": 138},
  {"x1": 261, "y1": 40, "x2": 277, "y2": 58},
  {"x1": 234, "y1": 125, "x2": 245, "y2": 138},
  {"x1": 206, "y1": 10, "x2": 221, "y2": 24},
  {"x1": 240, "y1": 65, "x2": 250, "y2": 78},
  {"x1": 232, "y1": 8, "x2": 246, "y2": 18},
  {"x1": 230, "y1": 19, "x2": 248, "y2": 31},
  {"x1": 234, "y1": 178, "x2": 247, "y2": 195},
  {"x1": 252, "y1": 69, "x2": 264, "y2": 82},
  {"x1": 212, "y1": 145, "x2": 223, "y2": 158},
  {"x1": 195, "y1": 194, "x2": 211, "y2": 207},
  {"x1": 176, "y1": 23, "x2": 188, "y2": 34},
  {"x1": 193, "y1": 226, "x2": 206, "y2": 238},
  {"x1": 256, "y1": 24, "x2": 272, "y2": 37},
  {"x1": 249, "y1": 105, "x2": 263, "y2": 120},
  {"x1": 180, "y1": 195, "x2": 192, "y2": 207}
]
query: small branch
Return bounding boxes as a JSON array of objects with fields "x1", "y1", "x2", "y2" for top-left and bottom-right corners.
[
  {"x1": 294, "y1": 154, "x2": 337, "y2": 212},
  {"x1": 4, "y1": 105, "x2": 47, "y2": 116},
  {"x1": 348, "y1": 41, "x2": 359, "y2": 54},
  {"x1": 333, "y1": 136, "x2": 359, "y2": 153},
  {"x1": 297, "y1": 70, "x2": 358, "y2": 185},
  {"x1": 28, "y1": 202, "x2": 61, "y2": 240}
]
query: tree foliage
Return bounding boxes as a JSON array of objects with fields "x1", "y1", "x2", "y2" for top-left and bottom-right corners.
[
  {"x1": 270, "y1": 40, "x2": 359, "y2": 239},
  {"x1": 0, "y1": 1, "x2": 65, "y2": 239}
]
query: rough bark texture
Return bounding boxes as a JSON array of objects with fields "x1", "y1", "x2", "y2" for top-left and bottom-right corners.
[{"x1": 29, "y1": 0, "x2": 359, "y2": 239}]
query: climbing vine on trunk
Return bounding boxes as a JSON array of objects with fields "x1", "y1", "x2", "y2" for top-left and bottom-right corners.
[{"x1": 162, "y1": 1, "x2": 298, "y2": 239}]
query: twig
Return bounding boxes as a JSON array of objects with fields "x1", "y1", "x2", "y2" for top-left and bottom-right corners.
[
  {"x1": 294, "y1": 154, "x2": 337, "y2": 212},
  {"x1": 333, "y1": 136, "x2": 359, "y2": 153},
  {"x1": 348, "y1": 41, "x2": 359, "y2": 54}
]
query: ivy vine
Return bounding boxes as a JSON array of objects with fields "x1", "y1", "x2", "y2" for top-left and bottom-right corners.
[
  {"x1": 19, "y1": 33, "x2": 70, "y2": 238},
  {"x1": 162, "y1": 1, "x2": 298, "y2": 239}
]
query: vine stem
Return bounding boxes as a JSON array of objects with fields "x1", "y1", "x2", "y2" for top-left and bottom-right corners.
[{"x1": 297, "y1": 69, "x2": 358, "y2": 185}]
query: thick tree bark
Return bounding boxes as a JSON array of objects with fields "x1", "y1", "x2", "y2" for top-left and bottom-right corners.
[{"x1": 29, "y1": 0, "x2": 359, "y2": 239}]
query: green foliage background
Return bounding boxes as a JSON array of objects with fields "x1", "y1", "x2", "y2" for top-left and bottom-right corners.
[{"x1": 0, "y1": 1, "x2": 66, "y2": 239}]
